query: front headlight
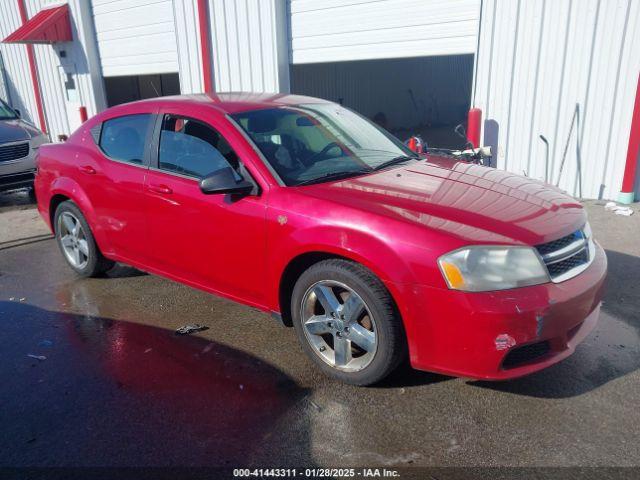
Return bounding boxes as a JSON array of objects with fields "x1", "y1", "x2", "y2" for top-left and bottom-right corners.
[{"x1": 438, "y1": 246, "x2": 549, "y2": 292}]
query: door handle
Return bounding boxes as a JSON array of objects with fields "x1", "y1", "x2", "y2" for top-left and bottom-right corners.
[
  {"x1": 147, "y1": 184, "x2": 173, "y2": 194},
  {"x1": 79, "y1": 165, "x2": 96, "y2": 175}
]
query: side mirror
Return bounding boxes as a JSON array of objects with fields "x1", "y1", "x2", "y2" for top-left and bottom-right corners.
[
  {"x1": 199, "y1": 167, "x2": 254, "y2": 196},
  {"x1": 14, "y1": 109, "x2": 21, "y2": 118}
]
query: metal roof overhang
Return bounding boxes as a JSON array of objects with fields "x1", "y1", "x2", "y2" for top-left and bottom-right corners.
[{"x1": 2, "y1": 4, "x2": 72, "y2": 44}]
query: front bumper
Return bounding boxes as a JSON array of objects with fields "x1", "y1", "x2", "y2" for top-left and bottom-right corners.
[
  {"x1": 0, "y1": 169, "x2": 36, "y2": 192},
  {"x1": 403, "y1": 241, "x2": 607, "y2": 380},
  {"x1": 0, "y1": 139, "x2": 36, "y2": 192}
]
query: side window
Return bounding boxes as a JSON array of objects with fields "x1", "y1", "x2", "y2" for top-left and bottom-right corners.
[
  {"x1": 99, "y1": 114, "x2": 152, "y2": 164},
  {"x1": 158, "y1": 115, "x2": 240, "y2": 179}
]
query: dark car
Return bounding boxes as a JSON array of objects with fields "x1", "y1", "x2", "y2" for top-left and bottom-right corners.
[{"x1": 0, "y1": 99, "x2": 49, "y2": 194}]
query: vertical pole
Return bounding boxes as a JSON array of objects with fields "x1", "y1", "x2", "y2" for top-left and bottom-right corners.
[
  {"x1": 467, "y1": 108, "x2": 482, "y2": 148},
  {"x1": 16, "y1": 0, "x2": 47, "y2": 133},
  {"x1": 619, "y1": 73, "x2": 640, "y2": 204},
  {"x1": 197, "y1": 0, "x2": 214, "y2": 94}
]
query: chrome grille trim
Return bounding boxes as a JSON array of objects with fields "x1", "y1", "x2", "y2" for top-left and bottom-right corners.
[
  {"x1": 542, "y1": 237, "x2": 587, "y2": 264},
  {"x1": 536, "y1": 227, "x2": 594, "y2": 283}
]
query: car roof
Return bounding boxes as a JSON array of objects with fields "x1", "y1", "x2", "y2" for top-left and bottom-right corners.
[{"x1": 124, "y1": 92, "x2": 332, "y2": 115}]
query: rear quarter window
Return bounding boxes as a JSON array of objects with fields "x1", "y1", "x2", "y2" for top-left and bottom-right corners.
[{"x1": 98, "y1": 114, "x2": 152, "y2": 164}]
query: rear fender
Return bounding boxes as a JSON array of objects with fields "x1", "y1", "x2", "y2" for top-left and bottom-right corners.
[{"x1": 49, "y1": 176, "x2": 113, "y2": 254}]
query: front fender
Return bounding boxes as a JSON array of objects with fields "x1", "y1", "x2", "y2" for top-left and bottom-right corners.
[
  {"x1": 49, "y1": 176, "x2": 113, "y2": 254},
  {"x1": 279, "y1": 224, "x2": 418, "y2": 285},
  {"x1": 267, "y1": 222, "x2": 430, "y2": 359}
]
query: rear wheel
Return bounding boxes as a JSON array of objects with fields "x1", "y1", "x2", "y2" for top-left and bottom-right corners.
[
  {"x1": 291, "y1": 259, "x2": 406, "y2": 385},
  {"x1": 54, "y1": 201, "x2": 114, "y2": 277}
]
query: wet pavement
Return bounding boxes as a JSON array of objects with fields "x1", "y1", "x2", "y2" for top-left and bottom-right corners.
[{"x1": 1, "y1": 191, "x2": 639, "y2": 471}]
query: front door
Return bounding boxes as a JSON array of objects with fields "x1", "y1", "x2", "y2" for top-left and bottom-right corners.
[{"x1": 144, "y1": 111, "x2": 268, "y2": 305}]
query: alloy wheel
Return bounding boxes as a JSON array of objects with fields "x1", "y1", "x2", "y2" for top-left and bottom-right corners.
[
  {"x1": 58, "y1": 211, "x2": 89, "y2": 269},
  {"x1": 301, "y1": 280, "x2": 377, "y2": 372}
]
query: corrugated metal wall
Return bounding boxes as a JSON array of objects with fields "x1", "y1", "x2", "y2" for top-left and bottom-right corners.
[
  {"x1": 173, "y1": 0, "x2": 203, "y2": 94},
  {"x1": 207, "y1": 0, "x2": 289, "y2": 92},
  {"x1": 0, "y1": 0, "x2": 104, "y2": 139},
  {"x1": 0, "y1": 53, "x2": 10, "y2": 104},
  {"x1": 69, "y1": 0, "x2": 108, "y2": 116},
  {"x1": 290, "y1": 0, "x2": 481, "y2": 64},
  {"x1": 172, "y1": 0, "x2": 290, "y2": 93},
  {"x1": 474, "y1": 0, "x2": 640, "y2": 200},
  {"x1": 25, "y1": 0, "x2": 69, "y2": 139},
  {"x1": 93, "y1": 0, "x2": 179, "y2": 77},
  {"x1": 0, "y1": 4, "x2": 38, "y2": 126}
]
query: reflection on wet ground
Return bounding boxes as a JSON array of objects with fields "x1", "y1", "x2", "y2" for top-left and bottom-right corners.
[
  {"x1": 1, "y1": 207, "x2": 640, "y2": 467},
  {"x1": 1, "y1": 300, "x2": 311, "y2": 467}
]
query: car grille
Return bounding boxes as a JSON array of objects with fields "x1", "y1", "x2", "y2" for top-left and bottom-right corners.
[
  {"x1": 546, "y1": 249, "x2": 589, "y2": 277},
  {"x1": 502, "y1": 340, "x2": 551, "y2": 369},
  {"x1": 535, "y1": 228, "x2": 591, "y2": 282},
  {"x1": 536, "y1": 230, "x2": 582, "y2": 256},
  {"x1": 0, "y1": 142, "x2": 30, "y2": 163}
]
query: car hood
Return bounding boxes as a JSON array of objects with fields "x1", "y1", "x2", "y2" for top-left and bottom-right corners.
[
  {"x1": 0, "y1": 119, "x2": 40, "y2": 143},
  {"x1": 297, "y1": 156, "x2": 586, "y2": 246}
]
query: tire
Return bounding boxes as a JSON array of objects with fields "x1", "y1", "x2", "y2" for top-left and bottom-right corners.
[
  {"x1": 27, "y1": 185, "x2": 36, "y2": 202},
  {"x1": 291, "y1": 259, "x2": 407, "y2": 386},
  {"x1": 54, "y1": 200, "x2": 114, "y2": 277}
]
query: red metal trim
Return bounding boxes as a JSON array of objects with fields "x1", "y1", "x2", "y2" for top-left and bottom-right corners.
[
  {"x1": 16, "y1": 0, "x2": 47, "y2": 134},
  {"x1": 79, "y1": 106, "x2": 88, "y2": 123},
  {"x1": 3, "y1": 4, "x2": 72, "y2": 44},
  {"x1": 197, "y1": 0, "x2": 214, "y2": 94},
  {"x1": 621, "y1": 72, "x2": 640, "y2": 194},
  {"x1": 467, "y1": 107, "x2": 482, "y2": 148}
]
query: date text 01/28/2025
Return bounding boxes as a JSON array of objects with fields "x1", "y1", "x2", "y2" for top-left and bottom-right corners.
[{"x1": 233, "y1": 467, "x2": 400, "y2": 477}]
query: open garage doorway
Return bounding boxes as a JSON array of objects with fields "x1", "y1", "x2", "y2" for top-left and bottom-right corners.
[
  {"x1": 104, "y1": 73, "x2": 180, "y2": 107},
  {"x1": 290, "y1": 55, "x2": 474, "y2": 149}
]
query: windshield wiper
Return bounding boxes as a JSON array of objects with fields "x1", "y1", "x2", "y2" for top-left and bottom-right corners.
[
  {"x1": 295, "y1": 169, "x2": 372, "y2": 186},
  {"x1": 372, "y1": 155, "x2": 418, "y2": 171}
]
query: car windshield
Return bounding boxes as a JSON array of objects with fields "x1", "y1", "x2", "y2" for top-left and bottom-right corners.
[
  {"x1": 0, "y1": 100, "x2": 17, "y2": 120},
  {"x1": 231, "y1": 103, "x2": 418, "y2": 186}
]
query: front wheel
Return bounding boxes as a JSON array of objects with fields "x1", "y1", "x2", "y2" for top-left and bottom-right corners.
[
  {"x1": 54, "y1": 200, "x2": 114, "y2": 277},
  {"x1": 291, "y1": 259, "x2": 407, "y2": 386}
]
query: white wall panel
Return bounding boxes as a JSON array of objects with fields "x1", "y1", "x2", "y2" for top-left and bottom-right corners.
[
  {"x1": 172, "y1": 0, "x2": 202, "y2": 94},
  {"x1": 0, "y1": 0, "x2": 106, "y2": 139},
  {"x1": 474, "y1": 0, "x2": 640, "y2": 200},
  {"x1": 26, "y1": 0, "x2": 70, "y2": 140},
  {"x1": 290, "y1": 0, "x2": 481, "y2": 64},
  {"x1": 0, "y1": 53, "x2": 9, "y2": 103},
  {"x1": 208, "y1": 0, "x2": 289, "y2": 92},
  {"x1": 0, "y1": 4, "x2": 39, "y2": 126},
  {"x1": 93, "y1": 0, "x2": 179, "y2": 76}
]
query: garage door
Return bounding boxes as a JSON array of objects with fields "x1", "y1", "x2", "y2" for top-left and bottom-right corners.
[
  {"x1": 93, "y1": 0, "x2": 179, "y2": 77},
  {"x1": 290, "y1": 0, "x2": 481, "y2": 64}
]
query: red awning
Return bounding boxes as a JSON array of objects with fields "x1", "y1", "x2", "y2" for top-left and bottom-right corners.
[{"x1": 3, "y1": 4, "x2": 72, "y2": 44}]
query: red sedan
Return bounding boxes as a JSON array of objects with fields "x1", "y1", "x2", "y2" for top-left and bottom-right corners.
[{"x1": 34, "y1": 93, "x2": 606, "y2": 385}]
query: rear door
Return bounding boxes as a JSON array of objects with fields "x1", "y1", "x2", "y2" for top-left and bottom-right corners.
[
  {"x1": 144, "y1": 109, "x2": 268, "y2": 305},
  {"x1": 83, "y1": 112, "x2": 156, "y2": 263}
]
